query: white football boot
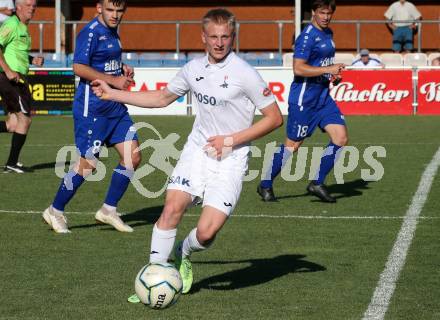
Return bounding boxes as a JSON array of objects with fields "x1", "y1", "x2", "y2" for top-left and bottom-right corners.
[
  {"x1": 95, "y1": 207, "x2": 133, "y2": 233},
  {"x1": 42, "y1": 206, "x2": 71, "y2": 233}
]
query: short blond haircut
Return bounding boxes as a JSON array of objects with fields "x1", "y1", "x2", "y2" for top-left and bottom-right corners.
[{"x1": 202, "y1": 8, "x2": 236, "y2": 33}]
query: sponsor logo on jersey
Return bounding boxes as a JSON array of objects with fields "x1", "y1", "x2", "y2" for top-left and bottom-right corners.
[
  {"x1": 99, "y1": 35, "x2": 107, "y2": 41},
  {"x1": 193, "y1": 91, "x2": 217, "y2": 106},
  {"x1": 196, "y1": 76, "x2": 204, "y2": 81},
  {"x1": 220, "y1": 75, "x2": 229, "y2": 88},
  {"x1": 89, "y1": 21, "x2": 99, "y2": 30},
  {"x1": 263, "y1": 87, "x2": 271, "y2": 97},
  {"x1": 168, "y1": 176, "x2": 190, "y2": 187},
  {"x1": 223, "y1": 202, "x2": 232, "y2": 207},
  {"x1": 320, "y1": 57, "x2": 335, "y2": 67},
  {"x1": 104, "y1": 60, "x2": 122, "y2": 72}
]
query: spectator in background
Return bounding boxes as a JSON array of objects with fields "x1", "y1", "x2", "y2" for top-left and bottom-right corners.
[
  {"x1": 0, "y1": 0, "x2": 14, "y2": 25},
  {"x1": 385, "y1": 0, "x2": 422, "y2": 53},
  {"x1": 352, "y1": 49, "x2": 384, "y2": 67},
  {"x1": 432, "y1": 57, "x2": 440, "y2": 66}
]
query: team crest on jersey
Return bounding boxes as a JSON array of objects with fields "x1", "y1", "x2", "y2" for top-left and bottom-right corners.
[
  {"x1": 263, "y1": 88, "x2": 271, "y2": 97},
  {"x1": 220, "y1": 76, "x2": 229, "y2": 88}
]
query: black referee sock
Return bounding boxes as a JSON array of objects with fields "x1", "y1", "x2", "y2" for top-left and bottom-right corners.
[
  {"x1": 0, "y1": 121, "x2": 7, "y2": 133},
  {"x1": 6, "y1": 132, "x2": 27, "y2": 166}
]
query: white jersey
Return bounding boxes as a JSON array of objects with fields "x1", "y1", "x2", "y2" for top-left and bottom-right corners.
[
  {"x1": 384, "y1": 1, "x2": 421, "y2": 27},
  {"x1": 351, "y1": 58, "x2": 382, "y2": 67},
  {"x1": 167, "y1": 51, "x2": 275, "y2": 157}
]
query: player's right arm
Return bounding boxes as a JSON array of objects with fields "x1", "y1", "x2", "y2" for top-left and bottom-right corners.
[
  {"x1": 293, "y1": 26, "x2": 344, "y2": 78},
  {"x1": 294, "y1": 58, "x2": 344, "y2": 77},
  {"x1": 91, "y1": 79, "x2": 179, "y2": 108},
  {"x1": 73, "y1": 27, "x2": 133, "y2": 90},
  {"x1": 73, "y1": 63, "x2": 133, "y2": 91}
]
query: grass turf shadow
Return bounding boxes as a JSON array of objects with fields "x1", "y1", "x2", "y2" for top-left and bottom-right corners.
[
  {"x1": 69, "y1": 205, "x2": 163, "y2": 230},
  {"x1": 276, "y1": 179, "x2": 372, "y2": 201},
  {"x1": 190, "y1": 254, "x2": 326, "y2": 293}
]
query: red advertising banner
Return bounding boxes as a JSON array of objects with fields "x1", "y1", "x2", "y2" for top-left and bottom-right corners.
[
  {"x1": 417, "y1": 70, "x2": 440, "y2": 115},
  {"x1": 330, "y1": 70, "x2": 413, "y2": 115}
]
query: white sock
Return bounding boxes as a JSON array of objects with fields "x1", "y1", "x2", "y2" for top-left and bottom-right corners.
[
  {"x1": 181, "y1": 228, "x2": 207, "y2": 258},
  {"x1": 103, "y1": 203, "x2": 117, "y2": 213},
  {"x1": 149, "y1": 223, "x2": 177, "y2": 263},
  {"x1": 51, "y1": 205, "x2": 63, "y2": 215}
]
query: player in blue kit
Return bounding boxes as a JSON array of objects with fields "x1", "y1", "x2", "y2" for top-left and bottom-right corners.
[
  {"x1": 258, "y1": 0, "x2": 348, "y2": 203},
  {"x1": 42, "y1": 0, "x2": 140, "y2": 233}
]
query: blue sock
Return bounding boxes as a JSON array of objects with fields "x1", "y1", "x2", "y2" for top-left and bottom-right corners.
[
  {"x1": 315, "y1": 142, "x2": 343, "y2": 185},
  {"x1": 104, "y1": 164, "x2": 134, "y2": 207},
  {"x1": 52, "y1": 170, "x2": 85, "y2": 211},
  {"x1": 261, "y1": 144, "x2": 293, "y2": 189}
]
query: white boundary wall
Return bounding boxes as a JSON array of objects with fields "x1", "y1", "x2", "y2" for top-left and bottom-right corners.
[{"x1": 127, "y1": 67, "x2": 292, "y2": 115}]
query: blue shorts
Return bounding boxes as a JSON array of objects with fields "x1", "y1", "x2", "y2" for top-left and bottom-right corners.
[
  {"x1": 74, "y1": 112, "x2": 138, "y2": 159},
  {"x1": 286, "y1": 99, "x2": 346, "y2": 141},
  {"x1": 393, "y1": 26, "x2": 413, "y2": 52}
]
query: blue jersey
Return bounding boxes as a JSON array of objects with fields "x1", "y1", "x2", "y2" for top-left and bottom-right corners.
[
  {"x1": 73, "y1": 17, "x2": 127, "y2": 118},
  {"x1": 289, "y1": 23, "x2": 336, "y2": 109}
]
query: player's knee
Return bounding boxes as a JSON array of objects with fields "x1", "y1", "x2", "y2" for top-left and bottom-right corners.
[
  {"x1": 76, "y1": 158, "x2": 97, "y2": 176},
  {"x1": 16, "y1": 113, "x2": 32, "y2": 129},
  {"x1": 6, "y1": 120, "x2": 17, "y2": 132},
  {"x1": 285, "y1": 139, "x2": 302, "y2": 152},
  {"x1": 195, "y1": 227, "x2": 216, "y2": 246},
  {"x1": 338, "y1": 135, "x2": 349, "y2": 146},
  {"x1": 160, "y1": 202, "x2": 185, "y2": 227},
  {"x1": 332, "y1": 135, "x2": 348, "y2": 147},
  {"x1": 131, "y1": 150, "x2": 142, "y2": 169}
]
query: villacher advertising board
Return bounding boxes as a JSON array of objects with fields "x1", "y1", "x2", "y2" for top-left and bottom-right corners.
[
  {"x1": 417, "y1": 70, "x2": 440, "y2": 115},
  {"x1": 329, "y1": 70, "x2": 414, "y2": 115}
]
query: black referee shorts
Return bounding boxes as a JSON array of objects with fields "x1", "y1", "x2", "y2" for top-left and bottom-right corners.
[{"x1": 0, "y1": 72, "x2": 32, "y2": 117}]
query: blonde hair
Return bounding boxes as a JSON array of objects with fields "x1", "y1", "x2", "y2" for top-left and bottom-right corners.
[{"x1": 202, "y1": 8, "x2": 236, "y2": 33}]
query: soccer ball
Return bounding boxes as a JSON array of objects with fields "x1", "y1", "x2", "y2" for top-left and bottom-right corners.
[{"x1": 135, "y1": 262, "x2": 183, "y2": 309}]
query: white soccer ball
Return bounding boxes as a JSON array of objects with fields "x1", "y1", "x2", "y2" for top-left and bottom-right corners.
[{"x1": 135, "y1": 262, "x2": 183, "y2": 309}]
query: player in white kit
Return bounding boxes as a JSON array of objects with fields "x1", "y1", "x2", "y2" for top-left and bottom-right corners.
[{"x1": 92, "y1": 8, "x2": 283, "y2": 295}]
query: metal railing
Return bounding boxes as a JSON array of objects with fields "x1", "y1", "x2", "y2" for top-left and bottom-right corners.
[
  {"x1": 64, "y1": 20, "x2": 292, "y2": 55},
  {"x1": 29, "y1": 20, "x2": 53, "y2": 54},
  {"x1": 33, "y1": 19, "x2": 440, "y2": 54},
  {"x1": 302, "y1": 19, "x2": 440, "y2": 53}
]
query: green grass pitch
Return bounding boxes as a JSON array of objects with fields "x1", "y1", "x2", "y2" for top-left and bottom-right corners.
[{"x1": 0, "y1": 115, "x2": 439, "y2": 319}]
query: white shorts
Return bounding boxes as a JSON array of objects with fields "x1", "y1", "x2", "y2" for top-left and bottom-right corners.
[{"x1": 167, "y1": 139, "x2": 248, "y2": 216}]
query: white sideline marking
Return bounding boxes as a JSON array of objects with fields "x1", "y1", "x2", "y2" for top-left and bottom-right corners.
[
  {"x1": 363, "y1": 146, "x2": 440, "y2": 320},
  {"x1": 0, "y1": 209, "x2": 438, "y2": 220}
]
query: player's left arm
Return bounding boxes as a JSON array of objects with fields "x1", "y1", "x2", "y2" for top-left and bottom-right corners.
[
  {"x1": 205, "y1": 102, "x2": 283, "y2": 158},
  {"x1": 231, "y1": 102, "x2": 283, "y2": 145}
]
